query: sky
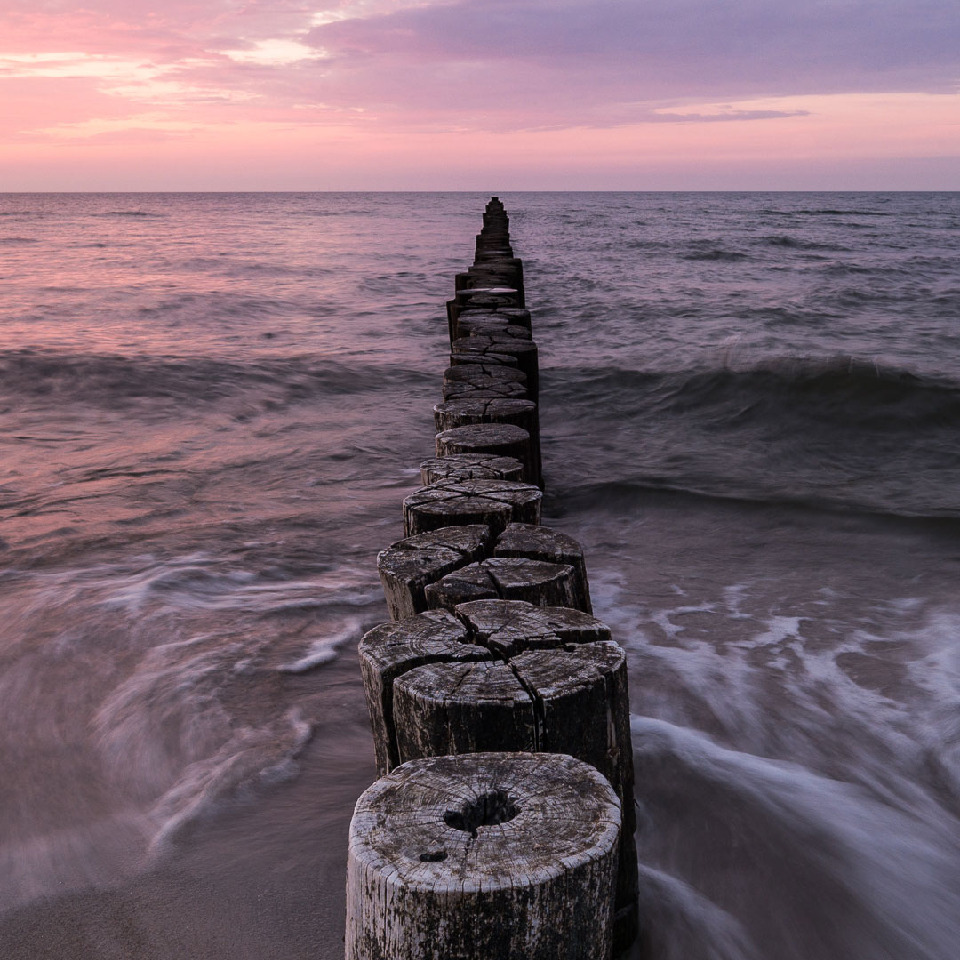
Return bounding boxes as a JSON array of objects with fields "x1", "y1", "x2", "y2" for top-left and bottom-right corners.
[{"x1": 1, "y1": 0, "x2": 958, "y2": 190}]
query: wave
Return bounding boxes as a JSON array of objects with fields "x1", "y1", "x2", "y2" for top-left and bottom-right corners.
[
  {"x1": 558, "y1": 357, "x2": 960, "y2": 427},
  {"x1": 683, "y1": 249, "x2": 749, "y2": 262},
  {"x1": 673, "y1": 357, "x2": 958, "y2": 425},
  {"x1": 785, "y1": 208, "x2": 895, "y2": 218},
  {"x1": 559, "y1": 477, "x2": 960, "y2": 527},
  {"x1": 91, "y1": 211, "x2": 168, "y2": 219},
  {"x1": 682, "y1": 240, "x2": 749, "y2": 262},
  {"x1": 0, "y1": 349, "x2": 434, "y2": 408},
  {"x1": 761, "y1": 235, "x2": 852, "y2": 252},
  {"x1": 546, "y1": 357, "x2": 960, "y2": 518},
  {"x1": 629, "y1": 718, "x2": 960, "y2": 960}
]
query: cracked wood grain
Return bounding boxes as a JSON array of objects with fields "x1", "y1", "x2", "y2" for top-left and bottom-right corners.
[{"x1": 346, "y1": 752, "x2": 620, "y2": 960}]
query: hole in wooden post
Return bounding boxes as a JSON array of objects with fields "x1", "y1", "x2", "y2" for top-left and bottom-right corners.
[
  {"x1": 418, "y1": 850, "x2": 448, "y2": 862},
  {"x1": 443, "y1": 789, "x2": 520, "y2": 839}
]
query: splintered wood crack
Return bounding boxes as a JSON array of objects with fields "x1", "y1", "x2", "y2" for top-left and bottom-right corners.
[{"x1": 505, "y1": 659, "x2": 545, "y2": 752}]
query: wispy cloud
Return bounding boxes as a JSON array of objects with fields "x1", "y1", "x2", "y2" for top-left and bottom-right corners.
[
  {"x1": 309, "y1": 0, "x2": 960, "y2": 112},
  {"x1": 651, "y1": 107, "x2": 812, "y2": 124},
  {"x1": 222, "y1": 39, "x2": 327, "y2": 66}
]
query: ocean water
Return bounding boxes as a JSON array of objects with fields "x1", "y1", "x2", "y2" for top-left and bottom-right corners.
[{"x1": 1, "y1": 191, "x2": 959, "y2": 959}]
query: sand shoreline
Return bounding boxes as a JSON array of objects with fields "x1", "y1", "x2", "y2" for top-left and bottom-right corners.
[{"x1": 0, "y1": 646, "x2": 377, "y2": 960}]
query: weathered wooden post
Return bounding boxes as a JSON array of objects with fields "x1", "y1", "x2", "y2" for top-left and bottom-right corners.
[
  {"x1": 419, "y1": 452, "x2": 525, "y2": 484},
  {"x1": 454, "y1": 308, "x2": 532, "y2": 342},
  {"x1": 442, "y1": 362, "x2": 527, "y2": 400},
  {"x1": 377, "y1": 523, "x2": 592, "y2": 620},
  {"x1": 434, "y1": 397, "x2": 537, "y2": 434},
  {"x1": 495, "y1": 522, "x2": 592, "y2": 612},
  {"x1": 422, "y1": 557, "x2": 584, "y2": 611},
  {"x1": 377, "y1": 525, "x2": 491, "y2": 621},
  {"x1": 457, "y1": 263, "x2": 524, "y2": 295},
  {"x1": 345, "y1": 752, "x2": 621, "y2": 960},
  {"x1": 456, "y1": 316, "x2": 532, "y2": 341},
  {"x1": 435, "y1": 398, "x2": 541, "y2": 490},
  {"x1": 402, "y1": 478, "x2": 541, "y2": 535},
  {"x1": 436, "y1": 423, "x2": 537, "y2": 486},
  {"x1": 451, "y1": 335, "x2": 540, "y2": 403},
  {"x1": 442, "y1": 372, "x2": 528, "y2": 401}
]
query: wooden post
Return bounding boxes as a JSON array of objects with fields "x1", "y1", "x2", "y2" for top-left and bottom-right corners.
[
  {"x1": 357, "y1": 609, "x2": 493, "y2": 774},
  {"x1": 359, "y1": 601, "x2": 610, "y2": 775},
  {"x1": 444, "y1": 362, "x2": 526, "y2": 390},
  {"x1": 455, "y1": 289, "x2": 523, "y2": 311},
  {"x1": 455, "y1": 598, "x2": 610, "y2": 654},
  {"x1": 465, "y1": 307, "x2": 532, "y2": 324},
  {"x1": 402, "y1": 478, "x2": 541, "y2": 536},
  {"x1": 451, "y1": 348, "x2": 521, "y2": 369},
  {"x1": 377, "y1": 525, "x2": 491, "y2": 621},
  {"x1": 377, "y1": 522, "x2": 592, "y2": 621},
  {"x1": 455, "y1": 308, "x2": 532, "y2": 342},
  {"x1": 434, "y1": 397, "x2": 537, "y2": 434},
  {"x1": 419, "y1": 453, "x2": 524, "y2": 484},
  {"x1": 452, "y1": 336, "x2": 540, "y2": 404},
  {"x1": 423, "y1": 557, "x2": 584, "y2": 612},
  {"x1": 390, "y1": 638, "x2": 628, "y2": 774},
  {"x1": 457, "y1": 316, "x2": 532, "y2": 340},
  {"x1": 494, "y1": 522, "x2": 592, "y2": 613},
  {"x1": 456, "y1": 262, "x2": 524, "y2": 294},
  {"x1": 346, "y1": 752, "x2": 621, "y2": 960},
  {"x1": 434, "y1": 399, "x2": 540, "y2": 486},
  {"x1": 442, "y1": 366, "x2": 528, "y2": 401},
  {"x1": 436, "y1": 422, "x2": 537, "y2": 486},
  {"x1": 461, "y1": 255, "x2": 523, "y2": 280}
]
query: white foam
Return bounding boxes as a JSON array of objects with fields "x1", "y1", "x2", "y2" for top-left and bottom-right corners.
[
  {"x1": 28, "y1": 553, "x2": 382, "y2": 618},
  {"x1": 636, "y1": 864, "x2": 761, "y2": 960},
  {"x1": 147, "y1": 707, "x2": 314, "y2": 856},
  {"x1": 722, "y1": 582, "x2": 753, "y2": 620},
  {"x1": 93, "y1": 632, "x2": 245, "y2": 798},
  {"x1": 595, "y1": 572, "x2": 960, "y2": 824},
  {"x1": 630, "y1": 716, "x2": 960, "y2": 960},
  {"x1": 275, "y1": 619, "x2": 362, "y2": 673}
]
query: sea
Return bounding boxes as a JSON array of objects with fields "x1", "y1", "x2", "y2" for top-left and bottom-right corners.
[{"x1": 1, "y1": 191, "x2": 959, "y2": 960}]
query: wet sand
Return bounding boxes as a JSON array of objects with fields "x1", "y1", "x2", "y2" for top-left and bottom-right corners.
[{"x1": 0, "y1": 645, "x2": 378, "y2": 960}]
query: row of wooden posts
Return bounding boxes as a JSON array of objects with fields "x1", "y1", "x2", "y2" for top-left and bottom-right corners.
[{"x1": 346, "y1": 199, "x2": 639, "y2": 959}]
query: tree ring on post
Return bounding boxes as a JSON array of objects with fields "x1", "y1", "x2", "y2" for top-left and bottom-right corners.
[{"x1": 346, "y1": 751, "x2": 621, "y2": 960}]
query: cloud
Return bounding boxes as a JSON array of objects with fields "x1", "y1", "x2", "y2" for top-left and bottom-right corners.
[
  {"x1": 222, "y1": 39, "x2": 327, "y2": 66},
  {"x1": 651, "y1": 107, "x2": 812, "y2": 124},
  {"x1": 0, "y1": 52, "x2": 162, "y2": 80},
  {"x1": 308, "y1": 0, "x2": 960, "y2": 106}
]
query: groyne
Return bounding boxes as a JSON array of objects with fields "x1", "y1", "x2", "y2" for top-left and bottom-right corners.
[{"x1": 346, "y1": 199, "x2": 639, "y2": 959}]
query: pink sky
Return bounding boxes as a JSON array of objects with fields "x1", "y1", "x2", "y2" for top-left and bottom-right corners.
[{"x1": 1, "y1": 0, "x2": 958, "y2": 190}]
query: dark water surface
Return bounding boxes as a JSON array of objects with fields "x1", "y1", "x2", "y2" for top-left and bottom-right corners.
[{"x1": 1, "y1": 192, "x2": 959, "y2": 959}]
